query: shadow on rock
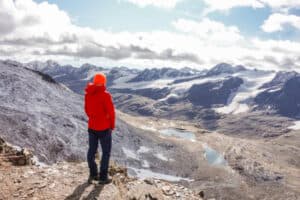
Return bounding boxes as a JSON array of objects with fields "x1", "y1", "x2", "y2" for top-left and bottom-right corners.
[
  {"x1": 64, "y1": 182, "x2": 104, "y2": 200},
  {"x1": 83, "y1": 184, "x2": 104, "y2": 200}
]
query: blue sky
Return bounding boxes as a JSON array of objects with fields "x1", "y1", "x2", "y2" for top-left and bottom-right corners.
[
  {"x1": 34, "y1": 0, "x2": 204, "y2": 31},
  {"x1": 34, "y1": 0, "x2": 299, "y2": 40},
  {"x1": 0, "y1": 0, "x2": 300, "y2": 70}
]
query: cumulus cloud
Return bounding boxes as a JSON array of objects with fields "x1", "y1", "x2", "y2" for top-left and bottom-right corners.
[
  {"x1": 172, "y1": 18, "x2": 243, "y2": 44},
  {"x1": 261, "y1": 13, "x2": 300, "y2": 32},
  {"x1": 0, "y1": 0, "x2": 71, "y2": 37},
  {"x1": 0, "y1": 47, "x2": 24, "y2": 56},
  {"x1": 36, "y1": 42, "x2": 202, "y2": 64},
  {"x1": 203, "y1": 0, "x2": 300, "y2": 13},
  {"x1": 134, "y1": 48, "x2": 203, "y2": 63},
  {"x1": 0, "y1": 0, "x2": 299, "y2": 71},
  {"x1": 0, "y1": 33, "x2": 78, "y2": 46},
  {"x1": 0, "y1": 0, "x2": 202, "y2": 65},
  {"x1": 262, "y1": 0, "x2": 300, "y2": 10},
  {"x1": 124, "y1": 0, "x2": 300, "y2": 11},
  {"x1": 0, "y1": 0, "x2": 17, "y2": 35},
  {"x1": 202, "y1": 0, "x2": 264, "y2": 14},
  {"x1": 248, "y1": 39, "x2": 300, "y2": 69},
  {"x1": 122, "y1": 0, "x2": 183, "y2": 9}
]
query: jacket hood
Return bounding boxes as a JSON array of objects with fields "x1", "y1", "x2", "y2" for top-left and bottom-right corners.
[{"x1": 85, "y1": 83, "x2": 106, "y2": 95}]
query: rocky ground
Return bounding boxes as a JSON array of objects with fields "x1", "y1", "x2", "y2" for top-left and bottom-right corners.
[
  {"x1": 1, "y1": 61, "x2": 299, "y2": 199},
  {"x1": 0, "y1": 138, "x2": 204, "y2": 200},
  {"x1": 118, "y1": 112, "x2": 300, "y2": 200}
]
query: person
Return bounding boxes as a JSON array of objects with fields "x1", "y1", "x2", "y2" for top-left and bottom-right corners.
[{"x1": 84, "y1": 73, "x2": 115, "y2": 184}]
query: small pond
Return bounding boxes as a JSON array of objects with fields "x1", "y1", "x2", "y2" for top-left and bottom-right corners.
[
  {"x1": 159, "y1": 128, "x2": 196, "y2": 141},
  {"x1": 203, "y1": 144, "x2": 227, "y2": 166}
]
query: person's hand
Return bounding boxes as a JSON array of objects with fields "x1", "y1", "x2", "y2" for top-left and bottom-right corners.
[{"x1": 108, "y1": 128, "x2": 113, "y2": 134}]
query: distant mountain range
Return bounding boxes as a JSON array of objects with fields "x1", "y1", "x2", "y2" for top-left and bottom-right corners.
[{"x1": 23, "y1": 60, "x2": 300, "y2": 119}]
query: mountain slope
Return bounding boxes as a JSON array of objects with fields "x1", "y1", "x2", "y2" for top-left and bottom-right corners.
[
  {"x1": 0, "y1": 60, "x2": 89, "y2": 163},
  {"x1": 0, "y1": 60, "x2": 207, "y2": 182},
  {"x1": 255, "y1": 75, "x2": 300, "y2": 117}
]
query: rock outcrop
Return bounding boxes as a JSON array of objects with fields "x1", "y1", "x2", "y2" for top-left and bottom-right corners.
[
  {"x1": 187, "y1": 77, "x2": 243, "y2": 107},
  {"x1": 0, "y1": 137, "x2": 33, "y2": 166},
  {"x1": 255, "y1": 76, "x2": 300, "y2": 117},
  {"x1": 0, "y1": 138, "x2": 203, "y2": 200}
]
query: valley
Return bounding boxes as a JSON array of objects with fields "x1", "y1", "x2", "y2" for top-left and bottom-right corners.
[
  {"x1": 118, "y1": 111, "x2": 300, "y2": 199},
  {"x1": 1, "y1": 59, "x2": 300, "y2": 199}
]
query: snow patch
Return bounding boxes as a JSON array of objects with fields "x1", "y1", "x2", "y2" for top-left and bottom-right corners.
[
  {"x1": 122, "y1": 147, "x2": 139, "y2": 160},
  {"x1": 140, "y1": 125, "x2": 157, "y2": 132},
  {"x1": 137, "y1": 146, "x2": 151, "y2": 154},
  {"x1": 111, "y1": 78, "x2": 173, "y2": 90},
  {"x1": 215, "y1": 71, "x2": 276, "y2": 114},
  {"x1": 128, "y1": 167, "x2": 193, "y2": 182},
  {"x1": 288, "y1": 121, "x2": 300, "y2": 130},
  {"x1": 142, "y1": 160, "x2": 150, "y2": 168},
  {"x1": 159, "y1": 128, "x2": 196, "y2": 141},
  {"x1": 32, "y1": 156, "x2": 48, "y2": 167},
  {"x1": 154, "y1": 153, "x2": 168, "y2": 161},
  {"x1": 268, "y1": 87, "x2": 281, "y2": 93}
]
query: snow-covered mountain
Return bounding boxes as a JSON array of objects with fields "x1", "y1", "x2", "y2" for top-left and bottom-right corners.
[
  {"x1": 23, "y1": 60, "x2": 300, "y2": 119},
  {"x1": 260, "y1": 71, "x2": 299, "y2": 89},
  {"x1": 205, "y1": 63, "x2": 246, "y2": 76},
  {"x1": 186, "y1": 76, "x2": 244, "y2": 107},
  {"x1": 255, "y1": 74, "x2": 300, "y2": 117},
  {"x1": 109, "y1": 64, "x2": 277, "y2": 117},
  {"x1": 26, "y1": 60, "x2": 107, "y2": 94},
  {"x1": 26, "y1": 60, "x2": 140, "y2": 94},
  {"x1": 128, "y1": 67, "x2": 201, "y2": 82}
]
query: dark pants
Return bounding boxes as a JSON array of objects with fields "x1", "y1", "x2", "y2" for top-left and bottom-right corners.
[{"x1": 87, "y1": 128, "x2": 112, "y2": 180}]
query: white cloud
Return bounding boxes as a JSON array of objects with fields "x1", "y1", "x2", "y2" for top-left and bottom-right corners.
[
  {"x1": 0, "y1": 0, "x2": 299, "y2": 71},
  {"x1": 203, "y1": 0, "x2": 300, "y2": 13},
  {"x1": 262, "y1": 0, "x2": 300, "y2": 10},
  {"x1": 203, "y1": 0, "x2": 264, "y2": 14},
  {"x1": 0, "y1": 0, "x2": 71, "y2": 37},
  {"x1": 123, "y1": 0, "x2": 182, "y2": 9},
  {"x1": 0, "y1": 0, "x2": 17, "y2": 35},
  {"x1": 172, "y1": 18, "x2": 243, "y2": 44},
  {"x1": 261, "y1": 13, "x2": 300, "y2": 32}
]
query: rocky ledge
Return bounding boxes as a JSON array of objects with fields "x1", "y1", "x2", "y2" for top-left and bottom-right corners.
[
  {"x1": 0, "y1": 138, "x2": 205, "y2": 200},
  {"x1": 0, "y1": 137, "x2": 33, "y2": 166}
]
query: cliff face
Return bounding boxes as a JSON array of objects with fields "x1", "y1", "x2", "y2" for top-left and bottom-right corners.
[{"x1": 0, "y1": 138, "x2": 203, "y2": 200}]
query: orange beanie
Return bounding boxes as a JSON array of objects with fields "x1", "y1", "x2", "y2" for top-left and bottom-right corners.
[{"x1": 93, "y1": 73, "x2": 106, "y2": 85}]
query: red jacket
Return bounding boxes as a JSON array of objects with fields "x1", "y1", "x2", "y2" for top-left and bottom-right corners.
[{"x1": 84, "y1": 83, "x2": 115, "y2": 131}]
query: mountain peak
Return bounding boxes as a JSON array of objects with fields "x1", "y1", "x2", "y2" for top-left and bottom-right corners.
[
  {"x1": 206, "y1": 63, "x2": 246, "y2": 76},
  {"x1": 80, "y1": 63, "x2": 100, "y2": 70},
  {"x1": 128, "y1": 67, "x2": 196, "y2": 82},
  {"x1": 260, "y1": 70, "x2": 299, "y2": 89},
  {"x1": 46, "y1": 59, "x2": 60, "y2": 67}
]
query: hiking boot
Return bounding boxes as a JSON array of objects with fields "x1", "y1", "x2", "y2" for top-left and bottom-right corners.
[
  {"x1": 88, "y1": 175, "x2": 98, "y2": 184},
  {"x1": 98, "y1": 178, "x2": 112, "y2": 185}
]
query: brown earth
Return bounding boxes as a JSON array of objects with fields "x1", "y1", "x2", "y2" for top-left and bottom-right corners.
[{"x1": 0, "y1": 138, "x2": 204, "y2": 200}]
